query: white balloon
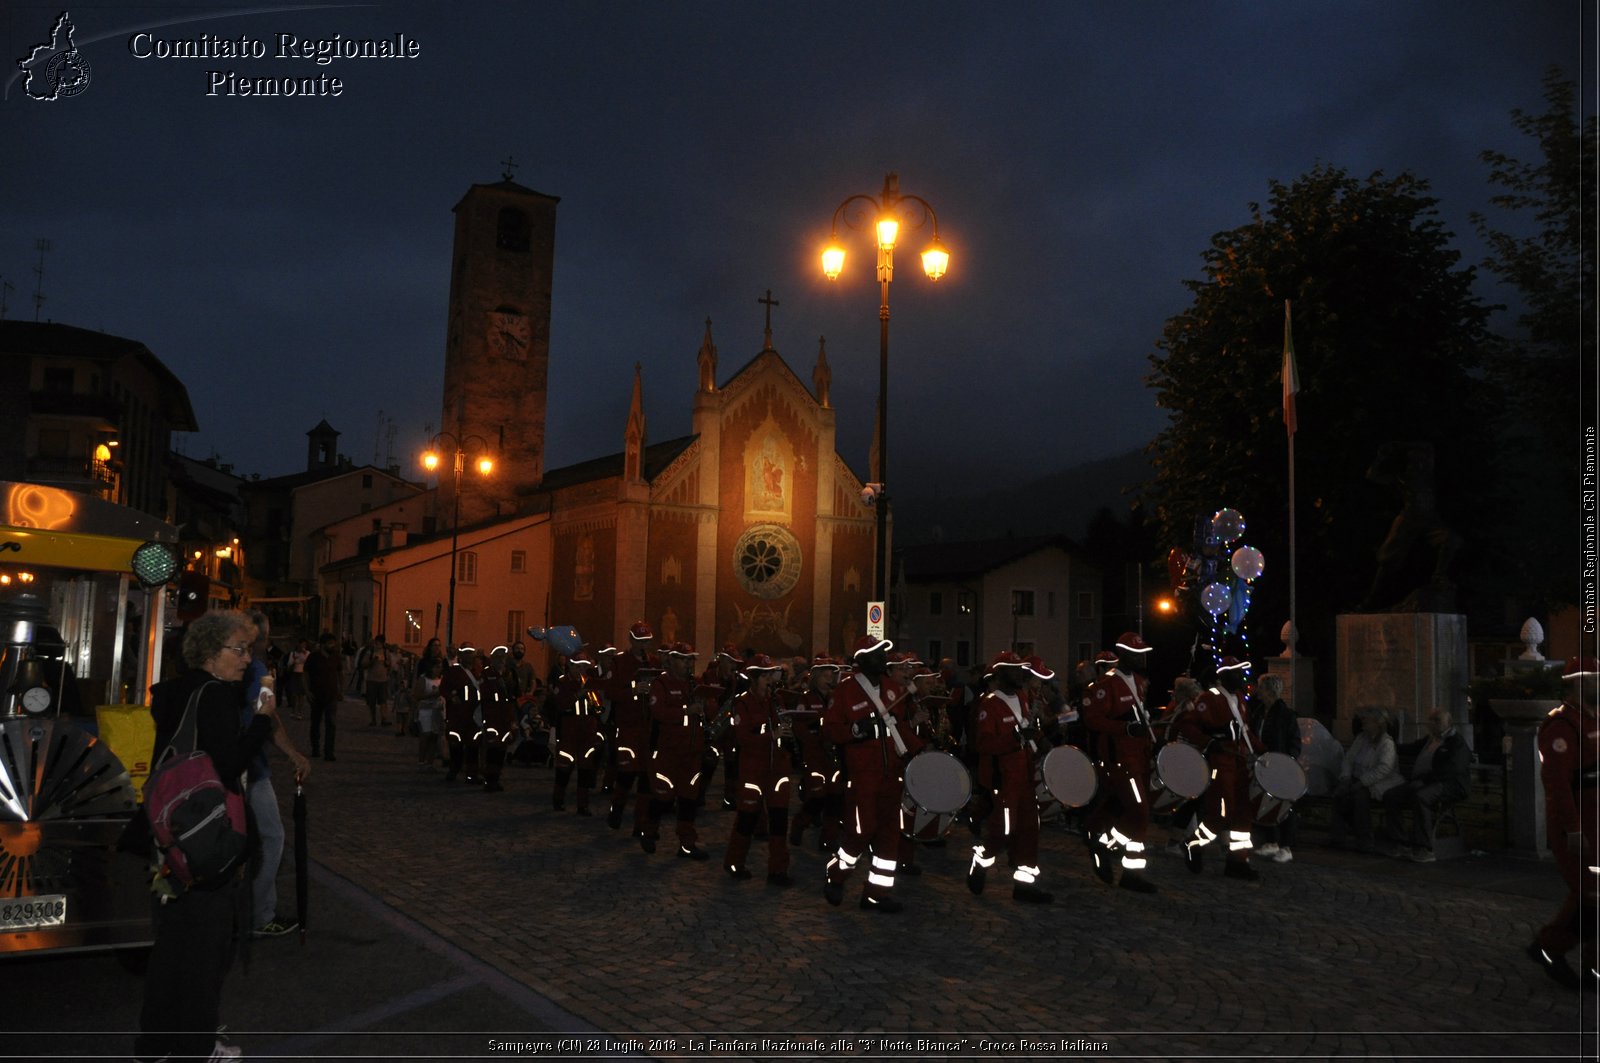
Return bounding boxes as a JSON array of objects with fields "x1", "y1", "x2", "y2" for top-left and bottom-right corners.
[
  {"x1": 1231, "y1": 545, "x2": 1265, "y2": 581},
  {"x1": 1201, "y1": 582, "x2": 1231, "y2": 616},
  {"x1": 1210, "y1": 507, "x2": 1246, "y2": 544}
]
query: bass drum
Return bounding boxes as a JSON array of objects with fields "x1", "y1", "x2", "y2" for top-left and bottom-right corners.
[
  {"x1": 1148, "y1": 740, "x2": 1209, "y2": 813},
  {"x1": 1250, "y1": 752, "x2": 1308, "y2": 824},
  {"x1": 1035, "y1": 745, "x2": 1098, "y2": 810},
  {"x1": 900, "y1": 750, "x2": 972, "y2": 842}
]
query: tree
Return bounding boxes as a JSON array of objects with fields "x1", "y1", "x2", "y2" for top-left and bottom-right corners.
[
  {"x1": 1142, "y1": 165, "x2": 1493, "y2": 661},
  {"x1": 1471, "y1": 69, "x2": 1593, "y2": 613}
]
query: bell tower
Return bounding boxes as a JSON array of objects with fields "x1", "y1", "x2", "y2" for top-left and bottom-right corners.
[{"x1": 439, "y1": 167, "x2": 559, "y2": 522}]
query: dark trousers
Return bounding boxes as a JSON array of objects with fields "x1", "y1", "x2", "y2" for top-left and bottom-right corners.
[
  {"x1": 1381, "y1": 780, "x2": 1454, "y2": 849},
  {"x1": 136, "y1": 879, "x2": 240, "y2": 1061},
  {"x1": 309, "y1": 696, "x2": 338, "y2": 757}
]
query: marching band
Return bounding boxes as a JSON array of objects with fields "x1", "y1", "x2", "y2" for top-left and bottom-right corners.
[{"x1": 442, "y1": 622, "x2": 1311, "y2": 912}]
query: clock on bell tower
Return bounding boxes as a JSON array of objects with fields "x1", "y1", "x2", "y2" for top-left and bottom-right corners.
[{"x1": 438, "y1": 174, "x2": 560, "y2": 523}]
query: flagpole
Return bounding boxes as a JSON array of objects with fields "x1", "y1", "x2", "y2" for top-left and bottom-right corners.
[{"x1": 1283, "y1": 300, "x2": 1299, "y2": 689}]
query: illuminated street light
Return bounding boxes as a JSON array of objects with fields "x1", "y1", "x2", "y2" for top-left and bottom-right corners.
[
  {"x1": 421, "y1": 431, "x2": 494, "y2": 648},
  {"x1": 819, "y1": 172, "x2": 949, "y2": 603}
]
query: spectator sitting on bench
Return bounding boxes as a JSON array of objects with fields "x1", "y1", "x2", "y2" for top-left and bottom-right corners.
[
  {"x1": 1380, "y1": 707, "x2": 1470, "y2": 862},
  {"x1": 1328, "y1": 708, "x2": 1402, "y2": 851}
]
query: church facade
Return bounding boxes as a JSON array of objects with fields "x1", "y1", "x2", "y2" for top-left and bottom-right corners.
[{"x1": 356, "y1": 178, "x2": 879, "y2": 663}]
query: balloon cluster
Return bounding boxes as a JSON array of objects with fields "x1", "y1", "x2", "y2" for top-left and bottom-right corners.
[{"x1": 1165, "y1": 507, "x2": 1265, "y2": 670}]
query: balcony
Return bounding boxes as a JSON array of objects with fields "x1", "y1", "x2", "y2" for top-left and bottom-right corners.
[{"x1": 29, "y1": 390, "x2": 123, "y2": 422}]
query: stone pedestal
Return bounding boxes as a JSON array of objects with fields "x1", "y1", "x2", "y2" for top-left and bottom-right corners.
[
  {"x1": 1494, "y1": 699, "x2": 1559, "y2": 859},
  {"x1": 1335, "y1": 613, "x2": 1468, "y2": 745},
  {"x1": 1265, "y1": 655, "x2": 1316, "y2": 716}
]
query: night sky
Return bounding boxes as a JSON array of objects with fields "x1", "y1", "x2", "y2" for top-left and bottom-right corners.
[{"x1": 1, "y1": 1, "x2": 1582, "y2": 496}]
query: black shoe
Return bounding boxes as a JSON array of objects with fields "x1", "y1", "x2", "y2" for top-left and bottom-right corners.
[
  {"x1": 859, "y1": 894, "x2": 903, "y2": 913},
  {"x1": 678, "y1": 844, "x2": 710, "y2": 861},
  {"x1": 766, "y1": 872, "x2": 793, "y2": 887},
  {"x1": 1184, "y1": 843, "x2": 1204, "y2": 874},
  {"x1": 465, "y1": 775, "x2": 479, "y2": 785},
  {"x1": 967, "y1": 861, "x2": 987, "y2": 896},
  {"x1": 1012, "y1": 883, "x2": 1054, "y2": 904},
  {"x1": 898, "y1": 862, "x2": 922, "y2": 876},
  {"x1": 1224, "y1": 861, "x2": 1261, "y2": 883},
  {"x1": 823, "y1": 879, "x2": 844, "y2": 906},
  {"x1": 1118, "y1": 871, "x2": 1158, "y2": 894},
  {"x1": 725, "y1": 864, "x2": 752, "y2": 880},
  {"x1": 636, "y1": 831, "x2": 657, "y2": 855},
  {"x1": 1090, "y1": 846, "x2": 1119, "y2": 887},
  {"x1": 606, "y1": 807, "x2": 623, "y2": 830},
  {"x1": 484, "y1": 782, "x2": 504, "y2": 793},
  {"x1": 1526, "y1": 941, "x2": 1581, "y2": 990},
  {"x1": 576, "y1": 805, "x2": 592, "y2": 816}
]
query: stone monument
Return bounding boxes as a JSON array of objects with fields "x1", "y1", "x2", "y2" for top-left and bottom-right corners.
[{"x1": 1335, "y1": 612, "x2": 1469, "y2": 743}]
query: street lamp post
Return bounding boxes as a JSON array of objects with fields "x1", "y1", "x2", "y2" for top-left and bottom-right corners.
[
  {"x1": 422, "y1": 433, "x2": 493, "y2": 649},
  {"x1": 821, "y1": 172, "x2": 949, "y2": 604}
]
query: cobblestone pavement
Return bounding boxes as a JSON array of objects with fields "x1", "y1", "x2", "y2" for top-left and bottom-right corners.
[
  {"x1": 271, "y1": 702, "x2": 1593, "y2": 1059},
  {"x1": 6, "y1": 698, "x2": 1594, "y2": 1061}
]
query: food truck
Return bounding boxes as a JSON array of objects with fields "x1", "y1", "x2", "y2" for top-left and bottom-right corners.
[{"x1": 0, "y1": 480, "x2": 181, "y2": 957}]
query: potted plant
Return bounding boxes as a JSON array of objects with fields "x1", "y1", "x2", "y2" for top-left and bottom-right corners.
[{"x1": 1469, "y1": 665, "x2": 1566, "y2": 725}]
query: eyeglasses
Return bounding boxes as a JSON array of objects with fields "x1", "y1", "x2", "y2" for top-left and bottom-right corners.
[{"x1": 222, "y1": 643, "x2": 253, "y2": 656}]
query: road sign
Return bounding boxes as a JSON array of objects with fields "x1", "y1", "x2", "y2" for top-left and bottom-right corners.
[{"x1": 866, "y1": 601, "x2": 884, "y2": 639}]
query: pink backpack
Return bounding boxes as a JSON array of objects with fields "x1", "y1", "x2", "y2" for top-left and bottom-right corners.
[{"x1": 142, "y1": 681, "x2": 248, "y2": 889}]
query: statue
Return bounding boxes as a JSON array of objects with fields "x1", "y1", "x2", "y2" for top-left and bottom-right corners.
[{"x1": 1359, "y1": 442, "x2": 1461, "y2": 612}]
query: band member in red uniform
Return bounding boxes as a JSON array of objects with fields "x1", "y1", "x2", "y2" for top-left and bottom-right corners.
[
  {"x1": 787, "y1": 654, "x2": 840, "y2": 850},
  {"x1": 699, "y1": 645, "x2": 744, "y2": 810},
  {"x1": 551, "y1": 650, "x2": 605, "y2": 814},
  {"x1": 724, "y1": 654, "x2": 796, "y2": 884},
  {"x1": 442, "y1": 644, "x2": 484, "y2": 784},
  {"x1": 1081, "y1": 632, "x2": 1159, "y2": 893},
  {"x1": 595, "y1": 643, "x2": 621, "y2": 795},
  {"x1": 1528, "y1": 656, "x2": 1600, "y2": 989},
  {"x1": 477, "y1": 646, "x2": 515, "y2": 792},
  {"x1": 823, "y1": 636, "x2": 922, "y2": 913},
  {"x1": 607, "y1": 622, "x2": 660, "y2": 833},
  {"x1": 966, "y1": 652, "x2": 1053, "y2": 903},
  {"x1": 641, "y1": 643, "x2": 711, "y2": 859},
  {"x1": 1177, "y1": 657, "x2": 1263, "y2": 881}
]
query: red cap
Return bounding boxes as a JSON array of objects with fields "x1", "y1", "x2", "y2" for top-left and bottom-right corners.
[
  {"x1": 1024, "y1": 655, "x2": 1055, "y2": 680},
  {"x1": 1094, "y1": 650, "x2": 1119, "y2": 666},
  {"x1": 629, "y1": 620, "x2": 654, "y2": 641},
  {"x1": 1114, "y1": 632, "x2": 1152, "y2": 653},
  {"x1": 989, "y1": 649, "x2": 1027, "y2": 672},
  {"x1": 569, "y1": 650, "x2": 596, "y2": 668},
  {"x1": 1563, "y1": 656, "x2": 1600, "y2": 679},
  {"x1": 811, "y1": 654, "x2": 841, "y2": 670},
  {"x1": 853, "y1": 635, "x2": 893, "y2": 657},
  {"x1": 741, "y1": 653, "x2": 783, "y2": 677},
  {"x1": 1216, "y1": 656, "x2": 1251, "y2": 673},
  {"x1": 717, "y1": 643, "x2": 743, "y2": 663},
  {"x1": 664, "y1": 642, "x2": 699, "y2": 658}
]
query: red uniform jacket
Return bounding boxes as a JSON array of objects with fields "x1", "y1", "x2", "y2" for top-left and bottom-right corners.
[
  {"x1": 1184, "y1": 687, "x2": 1263, "y2": 762},
  {"x1": 973, "y1": 689, "x2": 1036, "y2": 792},
  {"x1": 731, "y1": 688, "x2": 793, "y2": 785},
  {"x1": 823, "y1": 673, "x2": 921, "y2": 782},
  {"x1": 1539, "y1": 700, "x2": 1600, "y2": 842},
  {"x1": 650, "y1": 671, "x2": 704, "y2": 757},
  {"x1": 1080, "y1": 669, "x2": 1153, "y2": 766}
]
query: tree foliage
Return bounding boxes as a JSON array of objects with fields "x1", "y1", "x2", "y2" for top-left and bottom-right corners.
[
  {"x1": 1142, "y1": 165, "x2": 1493, "y2": 657},
  {"x1": 1470, "y1": 69, "x2": 1593, "y2": 611}
]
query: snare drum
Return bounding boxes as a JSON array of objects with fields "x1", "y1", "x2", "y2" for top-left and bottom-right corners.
[
  {"x1": 900, "y1": 751, "x2": 972, "y2": 842},
  {"x1": 1249, "y1": 752, "x2": 1307, "y2": 824},
  {"x1": 1036, "y1": 745, "x2": 1098, "y2": 810},
  {"x1": 1148, "y1": 740, "x2": 1209, "y2": 813}
]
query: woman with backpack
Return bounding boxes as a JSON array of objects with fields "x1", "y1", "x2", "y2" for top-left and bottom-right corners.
[{"x1": 133, "y1": 609, "x2": 278, "y2": 1063}]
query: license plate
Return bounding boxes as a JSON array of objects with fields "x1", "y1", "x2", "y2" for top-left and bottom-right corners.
[{"x1": 0, "y1": 895, "x2": 67, "y2": 931}]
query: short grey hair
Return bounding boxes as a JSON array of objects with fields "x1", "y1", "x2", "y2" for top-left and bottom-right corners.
[
  {"x1": 1257, "y1": 675, "x2": 1284, "y2": 699},
  {"x1": 1362, "y1": 707, "x2": 1392, "y2": 730},
  {"x1": 182, "y1": 609, "x2": 255, "y2": 668}
]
